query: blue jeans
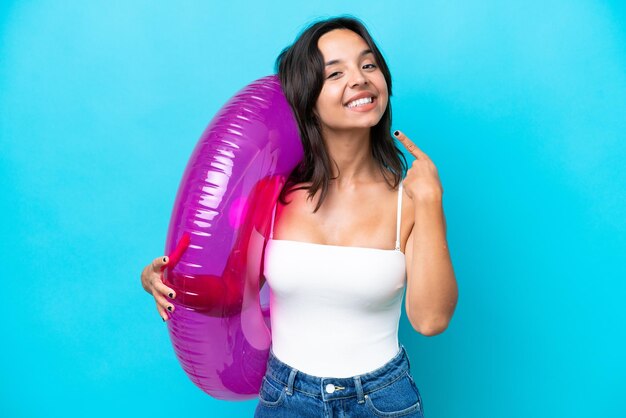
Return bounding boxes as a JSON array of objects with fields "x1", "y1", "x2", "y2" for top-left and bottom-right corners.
[{"x1": 254, "y1": 344, "x2": 424, "y2": 417}]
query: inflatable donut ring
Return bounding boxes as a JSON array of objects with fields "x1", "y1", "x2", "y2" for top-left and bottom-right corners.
[{"x1": 161, "y1": 75, "x2": 303, "y2": 400}]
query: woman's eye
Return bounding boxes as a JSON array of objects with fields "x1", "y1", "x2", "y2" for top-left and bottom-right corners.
[{"x1": 327, "y1": 64, "x2": 376, "y2": 79}]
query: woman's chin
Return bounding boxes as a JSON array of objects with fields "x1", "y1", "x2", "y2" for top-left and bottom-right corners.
[{"x1": 321, "y1": 116, "x2": 383, "y2": 133}]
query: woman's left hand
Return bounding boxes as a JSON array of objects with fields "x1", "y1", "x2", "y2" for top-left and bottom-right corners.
[{"x1": 394, "y1": 130, "x2": 443, "y2": 202}]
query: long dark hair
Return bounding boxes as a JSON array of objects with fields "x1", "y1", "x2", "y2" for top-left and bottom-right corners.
[{"x1": 275, "y1": 15, "x2": 408, "y2": 213}]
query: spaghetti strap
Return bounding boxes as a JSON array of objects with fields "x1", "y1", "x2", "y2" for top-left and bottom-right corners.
[
  {"x1": 395, "y1": 182, "x2": 402, "y2": 250},
  {"x1": 269, "y1": 201, "x2": 278, "y2": 239}
]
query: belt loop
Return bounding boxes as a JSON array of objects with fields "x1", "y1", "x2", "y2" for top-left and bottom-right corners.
[
  {"x1": 401, "y1": 344, "x2": 411, "y2": 369},
  {"x1": 286, "y1": 368, "x2": 298, "y2": 396},
  {"x1": 353, "y1": 376, "x2": 365, "y2": 404}
]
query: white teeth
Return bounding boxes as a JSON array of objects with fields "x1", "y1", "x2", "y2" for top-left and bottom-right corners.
[{"x1": 346, "y1": 97, "x2": 374, "y2": 108}]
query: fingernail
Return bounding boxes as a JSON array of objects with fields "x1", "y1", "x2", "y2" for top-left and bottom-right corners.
[
  {"x1": 167, "y1": 306, "x2": 173, "y2": 312},
  {"x1": 162, "y1": 257, "x2": 167, "y2": 263},
  {"x1": 393, "y1": 130, "x2": 399, "y2": 137},
  {"x1": 168, "y1": 292, "x2": 174, "y2": 299},
  {"x1": 162, "y1": 317, "x2": 166, "y2": 322}
]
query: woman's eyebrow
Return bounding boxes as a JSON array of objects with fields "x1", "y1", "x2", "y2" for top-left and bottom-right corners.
[{"x1": 325, "y1": 49, "x2": 373, "y2": 67}]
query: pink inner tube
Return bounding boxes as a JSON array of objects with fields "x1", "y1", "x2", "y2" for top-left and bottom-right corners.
[{"x1": 161, "y1": 75, "x2": 303, "y2": 400}]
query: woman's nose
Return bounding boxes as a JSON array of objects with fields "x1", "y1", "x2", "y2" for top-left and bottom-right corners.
[{"x1": 349, "y1": 69, "x2": 368, "y2": 87}]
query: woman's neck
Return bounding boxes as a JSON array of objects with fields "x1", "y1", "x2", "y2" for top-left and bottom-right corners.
[{"x1": 322, "y1": 127, "x2": 380, "y2": 188}]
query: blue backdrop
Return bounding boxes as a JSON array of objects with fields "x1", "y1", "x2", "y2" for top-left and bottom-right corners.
[{"x1": 1, "y1": 1, "x2": 625, "y2": 417}]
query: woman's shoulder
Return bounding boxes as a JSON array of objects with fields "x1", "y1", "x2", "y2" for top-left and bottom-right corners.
[{"x1": 277, "y1": 181, "x2": 315, "y2": 212}]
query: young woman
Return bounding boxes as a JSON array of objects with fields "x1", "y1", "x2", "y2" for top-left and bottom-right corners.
[{"x1": 141, "y1": 15, "x2": 458, "y2": 417}]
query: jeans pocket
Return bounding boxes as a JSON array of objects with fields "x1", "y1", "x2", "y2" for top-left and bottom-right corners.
[
  {"x1": 364, "y1": 371, "x2": 423, "y2": 417},
  {"x1": 405, "y1": 372, "x2": 424, "y2": 413},
  {"x1": 258, "y1": 376, "x2": 287, "y2": 407}
]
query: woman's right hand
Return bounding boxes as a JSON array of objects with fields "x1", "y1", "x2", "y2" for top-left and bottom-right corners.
[{"x1": 141, "y1": 256, "x2": 176, "y2": 321}]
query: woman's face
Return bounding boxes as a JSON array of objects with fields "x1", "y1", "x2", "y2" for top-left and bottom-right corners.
[{"x1": 314, "y1": 29, "x2": 388, "y2": 133}]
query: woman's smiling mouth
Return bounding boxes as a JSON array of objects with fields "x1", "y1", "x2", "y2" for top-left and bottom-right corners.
[{"x1": 345, "y1": 96, "x2": 377, "y2": 112}]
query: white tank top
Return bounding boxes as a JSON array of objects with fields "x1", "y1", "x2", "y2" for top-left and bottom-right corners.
[{"x1": 263, "y1": 182, "x2": 406, "y2": 377}]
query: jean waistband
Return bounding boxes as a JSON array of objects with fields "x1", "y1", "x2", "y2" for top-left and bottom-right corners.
[{"x1": 264, "y1": 344, "x2": 411, "y2": 402}]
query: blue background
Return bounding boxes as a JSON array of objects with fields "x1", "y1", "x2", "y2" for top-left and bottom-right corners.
[{"x1": 1, "y1": 1, "x2": 625, "y2": 417}]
